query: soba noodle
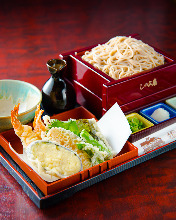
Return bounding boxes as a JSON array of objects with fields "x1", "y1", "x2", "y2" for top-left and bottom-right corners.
[{"x1": 82, "y1": 36, "x2": 164, "y2": 80}]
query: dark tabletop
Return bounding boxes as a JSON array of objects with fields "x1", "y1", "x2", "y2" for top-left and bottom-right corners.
[{"x1": 0, "y1": 0, "x2": 176, "y2": 219}]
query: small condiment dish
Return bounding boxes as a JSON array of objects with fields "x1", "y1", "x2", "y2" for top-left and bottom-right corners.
[
  {"x1": 139, "y1": 103, "x2": 176, "y2": 124},
  {"x1": 0, "y1": 79, "x2": 42, "y2": 132},
  {"x1": 126, "y1": 113, "x2": 154, "y2": 134},
  {"x1": 165, "y1": 96, "x2": 176, "y2": 110}
]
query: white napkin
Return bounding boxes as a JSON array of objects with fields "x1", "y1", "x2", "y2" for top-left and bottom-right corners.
[{"x1": 98, "y1": 103, "x2": 132, "y2": 154}]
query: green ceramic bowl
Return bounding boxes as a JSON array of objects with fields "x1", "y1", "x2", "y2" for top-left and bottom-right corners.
[{"x1": 0, "y1": 79, "x2": 42, "y2": 132}]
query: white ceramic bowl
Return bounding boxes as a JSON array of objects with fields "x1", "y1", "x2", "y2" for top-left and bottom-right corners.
[{"x1": 0, "y1": 79, "x2": 42, "y2": 132}]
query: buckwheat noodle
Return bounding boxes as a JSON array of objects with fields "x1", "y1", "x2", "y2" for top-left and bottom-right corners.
[{"x1": 82, "y1": 36, "x2": 164, "y2": 80}]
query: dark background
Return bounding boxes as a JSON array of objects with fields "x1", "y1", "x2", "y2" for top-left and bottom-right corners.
[
  {"x1": 0, "y1": 0, "x2": 176, "y2": 89},
  {"x1": 0, "y1": 0, "x2": 176, "y2": 219}
]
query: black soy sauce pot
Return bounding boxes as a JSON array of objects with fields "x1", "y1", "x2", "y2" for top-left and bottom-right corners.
[{"x1": 42, "y1": 59, "x2": 76, "y2": 115}]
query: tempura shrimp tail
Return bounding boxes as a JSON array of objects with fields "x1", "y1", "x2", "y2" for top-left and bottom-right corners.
[
  {"x1": 33, "y1": 105, "x2": 46, "y2": 136},
  {"x1": 11, "y1": 104, "x2": 41, "y2": 149},
  {"x1": 11, "y1": 103, "x2": 23, "y2": 135}
]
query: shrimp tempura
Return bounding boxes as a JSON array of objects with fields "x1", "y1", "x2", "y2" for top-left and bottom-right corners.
[
  {"x1": 11, "y1": 104, "x2": 41, "y2": 149},
  {"x1": 33, "y1": 105, "x2": 46, "y2": 137}
]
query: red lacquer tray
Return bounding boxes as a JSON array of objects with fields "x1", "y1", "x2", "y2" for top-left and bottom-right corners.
[
  {"x1": 0, "y1": 106, "x2": 138, "y2": 196},
  {"x1": 0, "y1": 138, "x2": 175, "y2": 209}
]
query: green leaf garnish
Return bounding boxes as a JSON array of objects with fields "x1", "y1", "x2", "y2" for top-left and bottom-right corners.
[{"x1": 48, "y1": 119, "x2": 80, "y2": 136}]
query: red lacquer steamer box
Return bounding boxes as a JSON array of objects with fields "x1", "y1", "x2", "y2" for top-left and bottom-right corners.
[{"x1": 60, "y1": 34, "x2": 176, "y2": 118}]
